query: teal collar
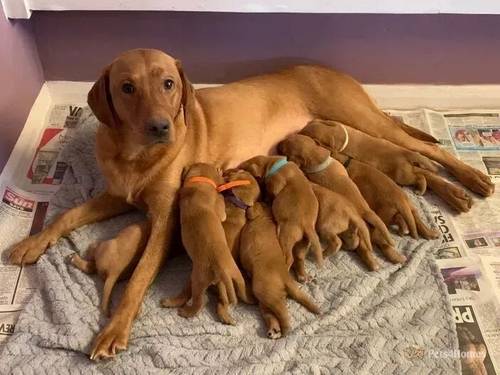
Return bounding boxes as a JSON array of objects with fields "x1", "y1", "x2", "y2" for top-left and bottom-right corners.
[
  {"x1": 265, "y1": 157, "x2": 288, "y2": 179},
  {"x1": 304, "y1": 156, "x2": 333, "y2": 174}
]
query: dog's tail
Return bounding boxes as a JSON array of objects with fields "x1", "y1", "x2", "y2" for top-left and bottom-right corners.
[
  {"x1": 363, "y1": 210, "x2": 394, "y2": 246},
  {"x1": 305, "y1": 226, "x2": 324, "y2": 267},
  {"x1": 285, "y1": 279, "x2": 320, "y2": 315},
  {"x1": 389, "y1": 115, "x2": 440, "y2": 144}
]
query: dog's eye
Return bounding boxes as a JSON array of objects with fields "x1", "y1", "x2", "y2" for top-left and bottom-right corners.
[
  {"x1": 164, "y1": 79, "x2": 174, "y2": 90},
  {"x1": 122, "y1": 83, "x2": 135, "y2": 94}
]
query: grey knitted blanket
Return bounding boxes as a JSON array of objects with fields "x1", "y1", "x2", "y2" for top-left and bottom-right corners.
[{"x1": 0, "y1": 114, "x2": 460, "y2": 374}]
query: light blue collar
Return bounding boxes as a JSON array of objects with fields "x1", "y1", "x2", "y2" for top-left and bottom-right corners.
[
  {"x1": 303, "y1": 156, "x2": 333, "y2": 174},
  {"x1": 265, "y1": 157, "x2": 288, "y2": 179}
]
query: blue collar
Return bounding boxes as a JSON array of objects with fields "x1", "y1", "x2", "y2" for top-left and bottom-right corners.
[
  {"x1": 303, "y1": 156, "x2": 333, "y2": 174},
  {"x1": 265, "y1": 157, "x2": 288, "y2": 179}
]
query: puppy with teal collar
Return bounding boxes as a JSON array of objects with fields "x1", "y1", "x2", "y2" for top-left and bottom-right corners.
[{"x1": 239, "y1": 155, "x2": 323, "y2": 281}]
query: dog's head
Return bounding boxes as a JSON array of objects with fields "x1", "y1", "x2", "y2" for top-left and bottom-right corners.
[
  {"x1": 88, "y1": 49, "x2": 195, "y2": 149},
  {"x1": 278, "y1": 134, "x2": 330, "y2": 167},
  {"x1": 223, "y1": 168, "x2": 261, "y2": 206},
  {"x1": 300, "y1": 121, "x2": 336, "y2": 150}
]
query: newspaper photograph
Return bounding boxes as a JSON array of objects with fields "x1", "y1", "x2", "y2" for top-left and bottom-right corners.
[{"x1": 437, "y1": 256, "x2": 500, "y2": 374}]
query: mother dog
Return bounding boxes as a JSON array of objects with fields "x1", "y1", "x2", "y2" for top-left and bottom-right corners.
[{"x1": 8, "y1": 49, "x2": 493, "y2": 359}]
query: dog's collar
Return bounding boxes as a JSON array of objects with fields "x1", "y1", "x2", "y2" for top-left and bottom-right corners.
[
  {"x1": 265, "y1": 158, "x2": 288, "y2": 179},
  {"x1": 217, "y1": 180, "x2": 251, "y2": 193},
  {"x1": 185, "y1": 176, "x2": 218, "y2": 189},
  {"x1": 222, "y1": 189, "x2": 250, "y2": 210},
  {"x1": 303, "y1": 156, "x2": 333, "y2": 174},
  {"x1": 337, "y1": 124, "x2": 349, "y2": 152}
]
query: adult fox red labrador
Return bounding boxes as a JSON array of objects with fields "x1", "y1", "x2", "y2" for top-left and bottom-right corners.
[{"x1": 8, "y1": 49, "x2": 493, "y2": 359}]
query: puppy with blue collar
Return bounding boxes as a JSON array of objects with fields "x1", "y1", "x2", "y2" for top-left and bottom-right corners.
[{"x1": 239, "y1": 155, "x2": 323, "y2": 281}]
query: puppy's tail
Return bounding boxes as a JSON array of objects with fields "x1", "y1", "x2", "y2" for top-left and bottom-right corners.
[
  {"x1": 285, "y1": 279, "x2": 320, "y2": 314},
  {"x1": 363, "y1": 210, "x2": 394, "y2": 246},
  {"x1": 305, "y1": 227, "x2": 324, "y2": 267}
]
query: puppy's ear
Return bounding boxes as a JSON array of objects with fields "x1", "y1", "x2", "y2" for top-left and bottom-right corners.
[
  {"x1": 176, "y1": 60, "x2": 196, "y2": 127},
  {"x1": 87, "y1": 66, "x2": 118, "y2": 127}
]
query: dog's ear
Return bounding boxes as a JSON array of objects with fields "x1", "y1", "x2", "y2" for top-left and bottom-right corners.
[
  {"x1": 87, "y1": 66, "x2": 119, "y2": 127},
  {"x1": 176, "y1": 60, "x2": 196, "y2": 127}
]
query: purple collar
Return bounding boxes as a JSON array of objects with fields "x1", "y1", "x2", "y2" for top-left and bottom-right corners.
[{"x1": 222, "y1": 189, "x2": 249, "y2": 210}]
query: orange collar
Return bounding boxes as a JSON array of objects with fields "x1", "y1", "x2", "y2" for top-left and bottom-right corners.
[
  {"x1": 217, "y1": 180, "x2": 251, "y2": 193},
  {"x1": 185, "y1": 177, "x2": 251, "y2": 193},
  {"x1": 185, "y1": 176, "x2": 218, "y2": 189}
]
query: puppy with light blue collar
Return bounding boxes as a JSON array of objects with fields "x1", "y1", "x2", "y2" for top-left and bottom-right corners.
[{"x1": 239, "y1": 155, "x2": 323, "y2": 281}]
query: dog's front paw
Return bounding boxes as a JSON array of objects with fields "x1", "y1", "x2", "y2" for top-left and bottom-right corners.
[
  {"x1": 9, "y1": 234, "x2": 53, "y2": 265},
  {"x1": 90, "y1": 319, "x2": 130, "y2": 361}
]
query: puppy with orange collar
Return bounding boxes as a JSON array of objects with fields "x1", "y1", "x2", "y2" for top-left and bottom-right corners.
[
  {"x1": 239, "y1": 156, "x2": 323, "y2": 273},
  {"x1": 240, "y1": 202, "x2": 320, "y2": 338},
  {"x1": 160, "y1": 163, "x2": 249, "y2": 321},
  {"x1": 278, "y1": 135, "x2": 405, "y2": 267}
]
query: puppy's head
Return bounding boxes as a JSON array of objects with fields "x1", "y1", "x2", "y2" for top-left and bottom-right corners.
[
  {"x1": 223, "y1": 169, "x2": 261, "y2": 206},
  {"x1": 88, "y1": 49, "x2": 195, "y2": 150},
  {"x1": 246, "y1": 202, "x2": 272, "y2": 221},
  {"x1": 278, "y1": 134, "x2": 329, "y2": 167},
  {"x1": 238, "y1": 155, "x2": 284, "y2": 178},
  {"x1": 182, "y1": 163, "x2": 224, "y2": 185},
  {"x1": 300, "y1": 121, "x2": 335, "y2": 150}
]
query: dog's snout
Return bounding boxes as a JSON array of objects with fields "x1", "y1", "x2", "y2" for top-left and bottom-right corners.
[{"x1": 147, "y1": 120, "x2": 170, "y2": 138}]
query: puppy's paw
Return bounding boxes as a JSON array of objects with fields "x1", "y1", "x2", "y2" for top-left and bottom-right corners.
[
  {"x1": 457, "y1": 166, "x2": 495, "y2": 197},
  {"x1": 267, "y1": 327, "x2": 282, "y2": 339}
]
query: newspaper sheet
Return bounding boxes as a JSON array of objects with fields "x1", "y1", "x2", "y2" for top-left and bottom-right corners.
[{"x1": 0, "y1": 98, "x2": 499, "y2": 372}]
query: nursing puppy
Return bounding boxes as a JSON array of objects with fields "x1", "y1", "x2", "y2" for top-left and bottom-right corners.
[
  {"x1": 71, "y1": 221, "x2": 150, "y2": 316},
  {"x1": 300, "y1": 120, "x2": 435, "y2": 194},
  {"x1": 221, "y1": 169, "x2": 261, "y2": 258},
  {"x1": 278, "y1": 135, "x2": 405, "y2": 265},
  {"x1": 312, "y1": 184, "x2": 381, "y2": 271},
  {"x1": 239, "y1": 155, "x2": 323, "y2": 270},
  {"x1": 161, "y1": 163, "x2": 249, "y2": 320},
  {"x1": 345, "y1": 160, "x2": 439, "y2": 240},
  {"x1": 240, "y1": 202, "x2": 320, "y2": 338},
  {"x1": 215, "y1": 168, "x2": 261, "y2": 323}
]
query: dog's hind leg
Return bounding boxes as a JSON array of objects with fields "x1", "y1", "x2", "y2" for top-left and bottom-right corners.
[
  {"x1": 277, "y1": 224, "x2": 303, "y2": 269},
  {"x1": 305, "y1": 226, "x2": 324, "y2": 266},
  {"x1": 259, "y1": 303, "x2": 282, "y2": 339},
  {"x1": 285, "y1": 279, "x2": 320, "y2": 314},
  {"x1": 292, "y1": 240, "x2": 310, "y2": 283}
]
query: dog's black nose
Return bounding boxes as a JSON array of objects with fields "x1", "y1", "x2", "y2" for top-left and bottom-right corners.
[{"x1": 147, "y1": 120, "x2": 170, "y2": 138}]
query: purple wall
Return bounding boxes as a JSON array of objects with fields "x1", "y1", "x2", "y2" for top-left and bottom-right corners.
[
  {"x1": 0, "y1": 7, "x2": 44, "y2": 172},
  {"x1": 32, "y1": 12, "x2": 500, "y2": 84}
]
